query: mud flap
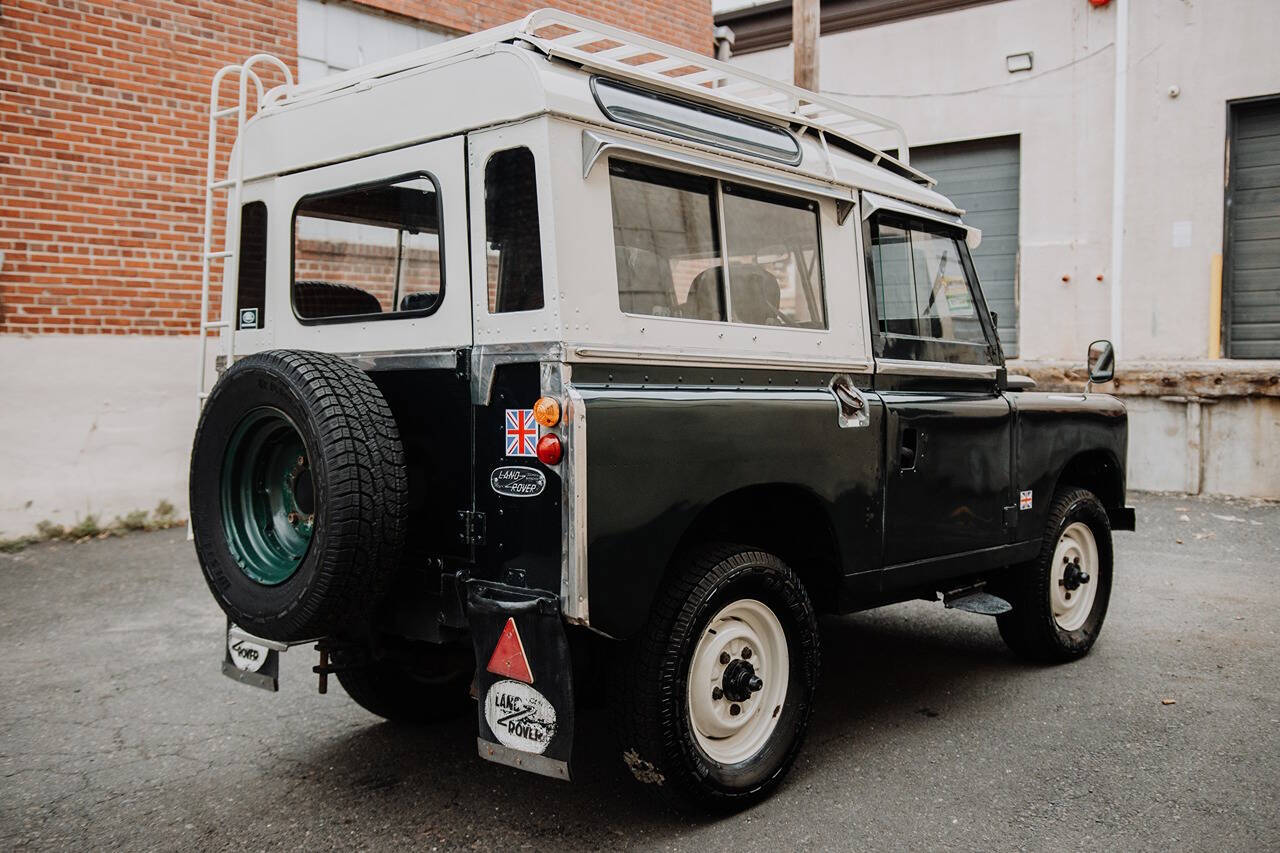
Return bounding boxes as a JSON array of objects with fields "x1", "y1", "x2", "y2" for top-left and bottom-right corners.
[
  {"x1": 221, "y1": 621, "x2": 285, "y2": 691},
  {"x1": 466, "y1": 579, "x2": 574, "y2": 781}
]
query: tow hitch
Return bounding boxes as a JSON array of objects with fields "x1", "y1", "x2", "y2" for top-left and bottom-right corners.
[{"x1": 466, "y1": 579, "x2": 574, "y2": 781}]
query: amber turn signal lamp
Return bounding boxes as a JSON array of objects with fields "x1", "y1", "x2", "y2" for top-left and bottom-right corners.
[
  {"x1": 536, "y1": 434, "x2": 563, "y2": 465},
  {"x1": 533, "y1": 396, "x2": 561, "y2": 427}
]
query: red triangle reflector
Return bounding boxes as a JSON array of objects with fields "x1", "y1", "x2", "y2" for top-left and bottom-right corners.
[{"x1": 486, "y1": 617, "x2": 533, "y2": 684}]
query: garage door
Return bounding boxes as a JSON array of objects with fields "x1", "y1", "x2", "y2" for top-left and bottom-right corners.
[
  {"x1": 909, "y1": 137, "x2": 1021, "y2": 356},
  {"x1": 1225, "y1": 97, "x2": 1280, "y2": 359}
]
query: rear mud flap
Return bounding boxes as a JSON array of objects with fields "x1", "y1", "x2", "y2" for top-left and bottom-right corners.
[{"x1": 466, "y1": 580, "x2": 574, "y2": 781}]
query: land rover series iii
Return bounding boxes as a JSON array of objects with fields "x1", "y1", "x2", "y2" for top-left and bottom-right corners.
[{"x1": 190, "y1": 10, "x2": 1134, "y2": 810}]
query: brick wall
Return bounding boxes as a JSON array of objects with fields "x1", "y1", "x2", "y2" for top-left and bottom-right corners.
[{"x1": 0, "y1": 0, "x2": 713, "y2": 335}]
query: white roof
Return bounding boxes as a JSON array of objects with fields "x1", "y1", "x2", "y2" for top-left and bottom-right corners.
[{"x1": 235, "y1": 9, "x2": 956, "y2": 212}]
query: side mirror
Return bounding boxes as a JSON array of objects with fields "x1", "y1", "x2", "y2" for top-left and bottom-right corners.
[{"x1": 1087, "y1": 339, "x2": 1115, "y2": 385}]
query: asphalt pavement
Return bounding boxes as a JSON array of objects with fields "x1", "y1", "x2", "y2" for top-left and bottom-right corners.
[{"x1": 2, "y1": 493, "x2": 1277, "y2": 851}]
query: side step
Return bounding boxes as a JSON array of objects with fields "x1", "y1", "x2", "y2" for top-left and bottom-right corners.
[{"x1": 942, "y1": 584, "x2": 1012, "y2": 616}]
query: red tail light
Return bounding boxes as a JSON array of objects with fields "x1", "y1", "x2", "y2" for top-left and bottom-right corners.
[{"x1": 536, "y1": 434, "x2": 562, "y2": 465}]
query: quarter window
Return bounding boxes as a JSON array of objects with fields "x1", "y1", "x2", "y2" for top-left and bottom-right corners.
[
  {"x1": 867, "y1": 214, "x2": 987, "y2": 345},
  {"x1": 485, "y1": 148, "x2": 545, "y2": 313},
  {"x1": 609, "y1": 161, "x2": 826, "y2": 328},
  {"x1": 236, "y1": 201, "x2": 267, "y2": 329},
  {"x1": 292, "y1": 175, "x2": 442, "y2": 322}
]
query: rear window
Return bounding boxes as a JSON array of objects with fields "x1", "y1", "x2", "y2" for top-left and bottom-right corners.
[
  {"x1": 292, "y1": 174, "x2": 443, "y2": 322},
  {"x1": 609, "y1": 161, "x2": 826, "y2": 328},
  {"x1": 485, "y1": 148, "x2": 545, "y2": 313}
]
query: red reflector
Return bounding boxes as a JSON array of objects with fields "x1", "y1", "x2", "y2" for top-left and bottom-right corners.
[
  {"x1": 486, "y1": 617, "x2": 533, "y2": 684},
  {"x1": 536, "y1": 433, "x2": 562, "y2": 465}
]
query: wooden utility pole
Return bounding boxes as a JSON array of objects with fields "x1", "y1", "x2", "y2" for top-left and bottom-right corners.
[{"x1": 793, "y1": 0, "x2": 820, "y2": 92}]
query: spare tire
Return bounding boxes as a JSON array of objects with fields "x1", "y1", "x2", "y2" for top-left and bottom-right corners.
[{"x1": 190, "y1": 350, "x2": 407, "y2": 642}]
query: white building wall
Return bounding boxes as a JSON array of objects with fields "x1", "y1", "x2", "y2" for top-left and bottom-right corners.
[
  {"x1": 726, "y1": 0, "x2": 1280, "y2": 362},
  {"x1": 0, "y1": 336, "x2": 197, "y2": 538}
]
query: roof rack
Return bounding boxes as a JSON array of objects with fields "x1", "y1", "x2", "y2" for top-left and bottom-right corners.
[
  {"x1": 511, "y1": 9, "x2": 923, "y2": 180},
  {"x1": 252, "y1": 9, "x2": 922, "y2": 184}
]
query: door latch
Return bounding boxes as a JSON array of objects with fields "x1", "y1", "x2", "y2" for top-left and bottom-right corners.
[{"x1": 829, "y1": 373, "x2": 870, "y2": 429}]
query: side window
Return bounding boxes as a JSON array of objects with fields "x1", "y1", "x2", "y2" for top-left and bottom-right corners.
[
  {"x1": 292, "y1": 174, "x2": 442, "y2": 322},
  {"x1": 609, "y1": 161, "x2": 827, "y2": 328},
  {"x1": 723, "y1": 184, "x2": 824, "y2": 327},
  {"x1": 236, "y1": 201, "x2": 267, "y2": 329},
  {"x1": 485, "y1": 148, "x2": 544, "y2": 313},
  {"x1": 610, "y1": 162, "x2": 721, "y2": 320},
  {"x1": 866, "y1": 213, "x2": 989, "y2": 351}
]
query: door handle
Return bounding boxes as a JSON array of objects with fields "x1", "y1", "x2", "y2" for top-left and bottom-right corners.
[
  {"x1": 829, "y1": 374, "x2": 870, "y2": 429},
  {"x1": 899, "y1": 427, "x2": 919, "y2": 470}
]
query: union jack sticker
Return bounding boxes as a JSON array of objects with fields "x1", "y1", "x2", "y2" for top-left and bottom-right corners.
[
  {"x1": 1019, "y1": 490, "x2": 1033, "y2": 511},
  {"x1": 505, "y1": 409, "x2": 538, "y2": 457}
]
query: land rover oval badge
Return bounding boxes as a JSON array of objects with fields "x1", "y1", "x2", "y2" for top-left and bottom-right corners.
[{"x1": 490, "y1": 465, "x2": 546, "y2": 498}]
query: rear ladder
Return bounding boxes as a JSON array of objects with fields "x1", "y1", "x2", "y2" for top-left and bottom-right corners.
[{"x1": 195, "y1": 55, "x2": 293, "y2": 411}]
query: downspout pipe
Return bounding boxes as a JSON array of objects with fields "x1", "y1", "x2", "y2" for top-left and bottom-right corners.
[{"x1": 1109, "y1": 0, "x2": 1128, "y2": 356}]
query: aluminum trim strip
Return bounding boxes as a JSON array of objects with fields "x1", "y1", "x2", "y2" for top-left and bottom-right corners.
[
  {"x1": 571, "y1": 346, "x2": 873, "y2": 374},
  {"x1": 476, "y1": 738, "x2": 571, "y2": 781},
  {"x1": 561, "y1": 382, "x2": 589, "y2": 626},
  {"x1": 875, "y1": 358, "x2": 997, "y2": 380}
]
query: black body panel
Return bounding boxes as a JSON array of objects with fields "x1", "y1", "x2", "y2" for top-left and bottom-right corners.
[
  {"x1": 575, "y1": 366, "x2": 884, "y2": 639},
  {"x1": 362, "y1": 359, "x2": 1130, "y2": 648},
  {"x1": 1008, "y1": 391, "x2": 1131, "y2": 540},
  {"x1": 473, "y1": 362, "x2": 565, "y2": 596}
]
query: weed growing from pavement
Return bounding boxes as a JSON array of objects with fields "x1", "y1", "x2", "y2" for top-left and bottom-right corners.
[{"x1": 0, "y1": 501, "x2": 184, "y2": 553}]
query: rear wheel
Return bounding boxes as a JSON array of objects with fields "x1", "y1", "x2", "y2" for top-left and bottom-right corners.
[
  {"x1": 611, "y1": 544, "x2": 820, "y2": 811},
  {"x1": 335, "y1": 645, "x2": 473, "y2": 724},
  {"x1": 997, "y1": 487, "x2": 1113, "y2": 662}
]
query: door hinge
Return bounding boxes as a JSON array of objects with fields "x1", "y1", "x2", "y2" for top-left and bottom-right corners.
[
  {"x1": 458, "y1": 510, "x2": 486, "y2": 545},
  {"x1": 1002, "y1": 505, "x2": 1018, "y2": 529},
  {"x1": 455, "y1": 347, "x2": 471, "y2": 381}
]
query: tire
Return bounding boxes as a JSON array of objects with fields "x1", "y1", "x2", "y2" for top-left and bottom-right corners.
[
  {"x1": 997, "y1": 487, "x2": 1113, "y2": 663},
  {"x1": 190, "y1": 350, "x2": 407, "y2": 642},
  {"x1": 335, "y1": 645, "x2": 473, "y2": 724},
  {"x1": 611, "y1": 543, "x2": 821, "y2": 811}
]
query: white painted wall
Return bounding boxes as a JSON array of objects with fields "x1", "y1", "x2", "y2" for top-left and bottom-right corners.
[
  {"x1": 0, "y1": 336, "x2": 196, "y2": 538},
  {"x1": 726, "y1": 0, "x2": 1280, "y2": 361}
]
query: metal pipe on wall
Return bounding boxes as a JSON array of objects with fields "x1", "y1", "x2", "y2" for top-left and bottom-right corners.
[{"x1": 1109, "y1": 0, "x2": 1128, "y2": 356}]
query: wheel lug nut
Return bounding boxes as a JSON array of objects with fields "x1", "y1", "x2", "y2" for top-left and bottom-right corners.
[
  {"x1": 712, "y1": 687, "x2": 723, "y2": 701},
  {"x1": 719, "y1": 651, "x2": 730, "y2": 665},
  {"x1": 729, "y1": 704, "x2": 741, "y2": 716},
  {"x1": 287, "y1": 512, "x2": 299, "y2": 524},
  {"x1": 741, "y1": 647, "x2": 752, "y2": 660}
]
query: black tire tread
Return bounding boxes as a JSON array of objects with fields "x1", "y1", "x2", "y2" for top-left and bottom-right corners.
[
  {"x1": 611, "y1": 542, "x2": 819, "y2": 811},
  {"x1": 996, "y1": 486, "x2": 1112, "y2": 663},
  {"x1": 191, "y1": 350, "x2": 407, "y2": 641},
  {"x1": 336, "y1": 659, "x2": 471, "y2": 725}
]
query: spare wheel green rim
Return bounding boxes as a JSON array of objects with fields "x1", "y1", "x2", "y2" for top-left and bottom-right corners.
[{"x1": 220, "y1": 407, "x2": 316, "y2": 585}]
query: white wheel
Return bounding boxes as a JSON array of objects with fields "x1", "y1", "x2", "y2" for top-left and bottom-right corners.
[
  {"x1": 1049, "y1": 521, "x2": 1099, "y2": 632},
  {"x1": 686, "y1": 598, "x2": 789, "y2": 765}
]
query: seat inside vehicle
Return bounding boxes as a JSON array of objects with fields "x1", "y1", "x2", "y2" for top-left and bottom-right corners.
[
  {"x1": 684, "y1": 263, "x2": 782, "y2": 325},
  {"x1": 294, "y1": 280, "x2": 382, "y2": 319}
]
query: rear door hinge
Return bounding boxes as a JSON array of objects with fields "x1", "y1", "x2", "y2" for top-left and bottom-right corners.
[
  {"x1": 1002, "y1": 505, "x2": 1018, "y2": 529},
  {"x1": 458, "y1": 510, "x2": 486, "y2": 545}
]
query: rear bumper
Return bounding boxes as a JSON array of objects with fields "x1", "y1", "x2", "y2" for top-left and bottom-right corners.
[{"x1": 1109, "y1": 505, "x2": 1136, "y2": 531}]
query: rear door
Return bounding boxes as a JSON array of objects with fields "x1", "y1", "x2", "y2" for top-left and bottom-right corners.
[{"x1": 862, "y1": 199, "x2": 1014, "y2": 591}]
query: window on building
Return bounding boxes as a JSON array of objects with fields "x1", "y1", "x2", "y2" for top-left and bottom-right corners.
[
  {"x1": 485, "y1": 148, "x2": 545, "y2": 313},
  {"x1": 292, "y1": 175, "x2": 443, "y2": 322},
  {"x1": 609, "y1": 160, "x2": 826, "y2": 328},
  {"x1": 236, "y1": 202, "x2": 267, "y2": 330},
  {"x1": 297, "y1": 0, "x2": 451, "y2": 84},
  {"x1": 865, "y1": 213, "x2": 992, "y2": 358}
]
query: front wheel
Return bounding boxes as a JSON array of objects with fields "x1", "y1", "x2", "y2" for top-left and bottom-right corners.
[
  {"x1": 997, "y1": 487, "x2": 1114, "y2": 662},
  {"x1": 611, "y1": 544, "x2": 820, "y2": 811}
]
